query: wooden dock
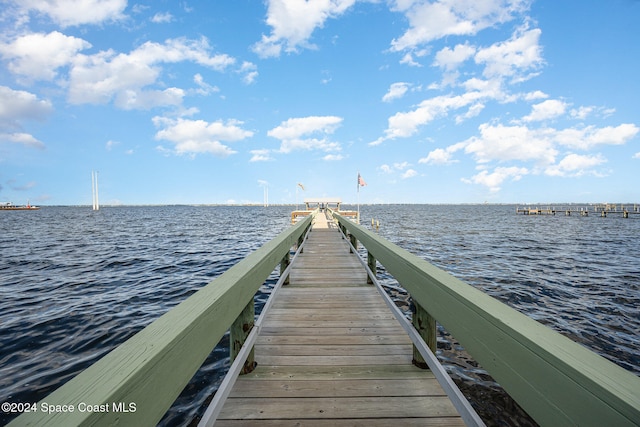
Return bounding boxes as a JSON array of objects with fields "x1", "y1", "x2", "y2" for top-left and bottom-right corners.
[
  {"x1": 516, "y1": 203, "x2": 640, "y2": 217},
  {"x1": 215, "y1": 213, "x2": 467, "y2": 426}
]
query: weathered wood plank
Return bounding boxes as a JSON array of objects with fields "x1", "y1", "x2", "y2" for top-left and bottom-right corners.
[
  {"x1": 276, "y1": 287, "x2": 377, "y2": 295},
  {"x1": 285, "y1": 281, "x2": 370, "y2": 287},
  {"x1": 256, "y1": 354, "x2": 414, "y2": 366},
  {"x1": 229, "y1": 378, "x2": 448, "y2": 398},
  {"x1": 255, "y1": 344, "x2": 412, "y2": 357},
  {"x1": 218, "y1": 396, "x2": 459, "y2": 419},
  {"x1": 262, "y1": 319, "x2": 402, "y2": 328},
  {"x1": 256, "y1": 335, "x2": 412, "y2": 346},
  {"x1": 259, "y1": 326, "x2": 407, "y2": 336},
  {"x1": 272, "y1": 301, "x2": 385, "y2": 309},
  {"x1": 266, "y1": 309, "x2": 395, "y2": 320},
  {"x1": 290, "y1": 269, "x2": 367, "y2": 277},
  {"x1": 242, "y1": 364, "x2": 436, "y2": 380}
]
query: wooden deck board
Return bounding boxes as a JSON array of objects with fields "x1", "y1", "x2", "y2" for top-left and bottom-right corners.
[
  {"x1": 217, "y1": 213, "x2": 464, "y2": 425},
  {"x1": 218, "y1": 396, "x2": 460, "y2": 419},
  {"x1": 228, "y1": 378, "x2": 450, "y2": 398},
  {"x1": 257, "y1": 335, "x2": 412, "y2": 346}
]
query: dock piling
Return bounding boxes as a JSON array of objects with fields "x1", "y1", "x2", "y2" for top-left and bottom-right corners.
[
  {"x1": 280, "y1": 252, "x2": 290, "y2": 286},
  {"x1": 411, "y1": 300, "x2": 437, "y2": 368},
  {"x1": 367, "y1": 251, "x2": 376, "y2": 284},
  {"x1": 230, "y1": 300, "x2": 256, "y2": 375}
]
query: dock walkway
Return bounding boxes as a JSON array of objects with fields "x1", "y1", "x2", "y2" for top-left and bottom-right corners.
[{"x1": 216, "y1": 212, "x2": 465, "y2": 426}]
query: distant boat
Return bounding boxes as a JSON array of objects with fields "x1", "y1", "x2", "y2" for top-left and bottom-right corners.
[{"x1": 0, "y1": 201, "x2": 40, "y2": 211}]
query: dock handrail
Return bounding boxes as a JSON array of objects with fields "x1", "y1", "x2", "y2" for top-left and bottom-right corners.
[
  {"x1": 330, "y1": 210, "x2": 640, "y2": 426},
  {"x1": 10, "y1": 211, "x2": 316, "y2": 427}
]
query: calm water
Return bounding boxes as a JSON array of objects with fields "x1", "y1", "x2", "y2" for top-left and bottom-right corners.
[{"x1": 1, "y1": 205, "x2": 638, "y2": 426}]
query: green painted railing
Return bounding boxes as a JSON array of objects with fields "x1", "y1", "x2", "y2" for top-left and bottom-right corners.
[
  {"x1": 10, "y1": 213, "x2": 315, "y2": 427},
  {"x1": 331, "y1": 211, "x2": 640, "y2": 427}
]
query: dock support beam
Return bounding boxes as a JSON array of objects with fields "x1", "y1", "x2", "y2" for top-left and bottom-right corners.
[
  {"x1": 230, "y1": 300, "x2": 256, "y2": 375},
  {"x1": 411, "y1": 299, "x2": 437, "y2": 369},
  {"x1": 349, "y1": 233, "x2": 357, "y2": 253},
  {"x1": 367, "y1": 252, "x2": 376, "y2": 284},
  {"x1": 280, "y1": 252, "x2": 290, "y2": 285}
]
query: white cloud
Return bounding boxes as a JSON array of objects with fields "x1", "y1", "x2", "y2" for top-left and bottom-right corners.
[
  {"x1": 2, "y1": 34, "x2": 239, "y2": 109},
  {"x1": 105, "y1": 140, "x2": 119, "y2": 150},
  {"x1": 464, "y1": 123, "x2": 558, "y2": 165},
  {"x1": 455, "y1": 102, "x2": 485, "y2": 123},
  {"x1": 378, "y1": 161, "x2": 416, "y2": 177},
  {"x1": 0, "y1": 86, "x2": 52, "y2": 149},
  {"x1": 545, "y1": 153, "x2": 606, "y2": 177},
  {"x1": 390, "y1": 0, "x2": 530, "y2": 51},
  {"x1": 522, "y1": 99, "x2": 567, "y2": 122},
  {"x1": 463, "y1": 166, "x2": 528, "y2": 192},
  {"x1": 523, "y1": 90, "x2": 548, "y2": 101},
  {"x1": 371, "y1": 91, "x2": 485, "y2": 145},
  {"x1": 153, "y1": 117, "x2": 253, "y2": 157},
  {"x1": 382, "y1": 82, "x2": 410, "y2": 102},
  {"x1": 0, "y1": 31, "x2": 91, "y2": 81},
  {"x1": 67, "y1": 37, "x2": 236, "y2": 109},
  {"x1": 250, "y1": 149, "x2": 274, "y2": 162},
  {"x1": 419, "y1": 148, "x2": 451, "y2": 165},
  {"x1": 433, "y1": 43, "x2": 476, "y2": 71},
  {"x1": 0, "y1": 132, "x2": 45, "y2": 149},
  {"x1": 17, "y1": 0, "x2": 127, "y2": 27},
  {"x1": 116, "y1": 88, "x2": 185, "y2": 110},
  {"x1": 323, "y1": 153, "x2": 344, "y2": 161},
  {"x1": 193, "y1": 74, "x2": 219, "y2": 95},
  {"x1": 253, "y1": 0, "x2": 356, "y2": 58},
  {"x1": 151, "y1": 12, "x2": 173, "y2": 23},
  {"x1": 0, "y1": 86, "x2": 53, "y2": 126},
  {"x1": 399, "y1": 52, "x2": 422, "y2": 67},
  {"x1": 570, "y1": 106, "x2": 594, "y2": 120},
  {"x1": 268, "y1": 116, "x2": 343, "y2": 153},
  {"x1": 238, "y1": 61, "x2": 258, "y2": 84},
  {"x1": 474, "y1": 26, "x2": 543, "y2": 82},
  {"x1": 379, "y1": 164, "x2": 393, "y2": 173},
  {"x1": 633, "y1": 152, "x2": 640, "y2": 160},
  {"x1": 419, "y1": 142, "x2": 466, "y2": 165},
  {"x1": 402, "y1": 168, "x2": 418, "y2": 179},
  {"x1": 554, "y1": 124, "x2": 639, "y2": 150},
  {"x1": 442, "y1": 121, "x2": 637, "y2": 190}
]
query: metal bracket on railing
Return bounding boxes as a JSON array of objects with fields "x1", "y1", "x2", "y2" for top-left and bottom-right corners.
[
  {"x1": 335, "y1": 221, "x2": 486, "y2": 427},
  {"x1": 198, "y1": 224, "x2": 313, "y2": 427}
]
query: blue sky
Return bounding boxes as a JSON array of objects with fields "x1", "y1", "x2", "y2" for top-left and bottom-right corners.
[{"x1": 1, "y1": 0, "x2": 639, "y2": 205}]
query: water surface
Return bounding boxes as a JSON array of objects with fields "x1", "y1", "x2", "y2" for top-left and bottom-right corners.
[{"x1": 1, "y1": 205, "x2": 638, "y2": 425}]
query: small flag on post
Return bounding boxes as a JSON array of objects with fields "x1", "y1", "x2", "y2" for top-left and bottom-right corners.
[
  {"x1": 297, "y1": 182, "x2": 305, "y2": 191},
  {"x1": 358, "y1": 173, "x2": 367, "y2": 189}
]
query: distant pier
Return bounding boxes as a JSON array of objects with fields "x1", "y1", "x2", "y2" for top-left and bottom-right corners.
[{"x1": 516, "y1": 203, "x2": 640, "y2": 218}]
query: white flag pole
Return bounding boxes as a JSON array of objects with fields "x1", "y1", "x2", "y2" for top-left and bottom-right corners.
[{"x1": 357, "y1": 173, "x2": 360, "y2": 224}]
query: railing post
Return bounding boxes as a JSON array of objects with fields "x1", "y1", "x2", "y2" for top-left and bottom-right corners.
[
  {"x1": 280, "y1": 251, "x2": 291, "y2": 285},
  {"x1": 230, "y1": 300, "x2": 256, "y2": 375},
  {"x1": 411, "y1": 298, "x2": 437, "y2": 369},
  {"x1": 367, "y1": 251, "x2": 376, "y2": 284},
  {"x1": 349, "y1": 233, "x2": 357, "y2": 252}
]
